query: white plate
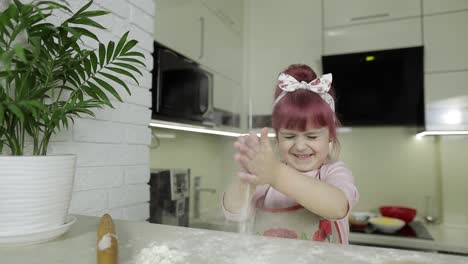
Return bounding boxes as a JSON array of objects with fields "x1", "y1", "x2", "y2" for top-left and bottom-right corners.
[
  {"x1": 349, "y1": 211, "x2": 377, "y2": 224},
  {"x1": 0, "y1": 215, "x2": 76, "y2": 246},
  {"x1": 369, "y1": 216, "x2": 405, "y2": 234}
]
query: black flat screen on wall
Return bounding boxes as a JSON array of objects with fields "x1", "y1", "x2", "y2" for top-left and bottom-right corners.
[{"x1": 322, "y1": 46, "x2": 424, "y2": 127}]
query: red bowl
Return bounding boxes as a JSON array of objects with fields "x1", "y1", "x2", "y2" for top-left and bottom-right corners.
[{"x1": 379, "y1": 206, "x2": 417, "y2": 223}]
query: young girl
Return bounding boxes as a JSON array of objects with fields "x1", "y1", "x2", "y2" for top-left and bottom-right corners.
[{"x1": 223, "y1": 64, "x2": 359, "y2": 245}]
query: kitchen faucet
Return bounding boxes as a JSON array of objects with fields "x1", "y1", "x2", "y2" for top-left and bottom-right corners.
[{"x1": 193, "y1": 176, "x2": 216, "y2": 219}]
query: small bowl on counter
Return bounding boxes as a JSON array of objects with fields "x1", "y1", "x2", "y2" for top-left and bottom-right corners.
[
  {"x1": 348, "y1": 212, "x2": 376, "y2": 227},
  {"x1": 369, "y1": 216, "x2": 405, "y2": 233},
  {"x1": 379, "y1": 206, "x2": 417, "y2": 223}
]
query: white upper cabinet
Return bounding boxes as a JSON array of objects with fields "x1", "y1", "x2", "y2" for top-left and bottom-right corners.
[
  {"x1": 324, "y1": 18, "x2": 422, "y2": 55},
  {"x1": 154, "y1": 0, "x2": 243, "y2": 83},
  {"x1": 199, "y1": 0, "x2": 243, "y2": 33},
  {"x1": 424, "y1": 71, "x2": 468, "y2": 131},
  {"x1": 423, "y1": 0, "x2": 468, "y2": 15},
  {"x1": 154, "y1": 0, "x2": 203, "y2": 61},
  {"x1": 324, "y1": 0, "x2": 421, "y2": 28},
  {"x1": 200, "y1": 7, "x2": 243, "y2": 83},
  {"x1": 245, "y1": 0, "x2": 322, "y2": 116},
  {"x1": 424, "y1": 11, "x2": 468, "y2": 72},
  {"x1": 425, "y1": 72, "x2": 468, "y2": 105},
  {"x1": 212, "y1": 72, "x2": 242, "y2": 115}
]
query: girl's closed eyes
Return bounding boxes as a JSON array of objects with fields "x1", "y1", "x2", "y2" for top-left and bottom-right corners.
[
  {"x1": 281, "y1": 135, "x2": 319, "y2": 140},
  {"x1": 280, "y1": 129, "x2": 324, "y2": 140}
]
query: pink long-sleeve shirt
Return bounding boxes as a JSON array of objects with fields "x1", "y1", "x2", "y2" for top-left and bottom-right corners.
[{"x1": 223, "y1": 161, "x2": 359, "y2": 245}]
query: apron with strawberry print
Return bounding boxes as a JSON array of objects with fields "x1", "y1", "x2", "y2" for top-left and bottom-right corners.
[{"x1": 253, "y1": 187, "x2": 342, "y2": 243}]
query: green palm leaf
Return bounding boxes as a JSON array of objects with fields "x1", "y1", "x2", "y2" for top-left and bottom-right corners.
[
  {"x1": 113, "y1": 62, "x2": 142, "y2": 75},
  {"x1": 81, "y1": 85, "x2": 100, "y2": 100},
  {"x1": 89, "y1": 51, "x2": 98, "y2": 72},
  {"x1": 88, "y1": 81, "x2": 112, "y2": 107},
  {"x1": 71, "y1": 0, "x2": 93, "y2": 18},
  {"x1": 67, "y1": 26, "x2": 99, "y2": 42},
  {"x1": 120, "y1": 40, "x2": 138, "y2": 55},
  {"x1": 113, "y1": 32, "x2": 129, "y2": 59},
  {"x1": 106, "y1": 66, "x2": 140, "y2": 85},
  {"x1": 69, "y1": 17, "x2": 105, "y2": 29},
  {"x1": 106, "y1": 41, "x2": 115, "y2": 64},
  {"x1": 99, "y1": 72, "x2": 130, "y2": 94},
  {"x1": 0, "y1": 103, "x2": 5, "y2": 124},
  {"x1": 75, "y1": 63, "x2": 86, "y2": 81},
  {"x1": 93, "y1": 77, "x2": 123, "y2": 102},
  {"x1": 36, "y1": 1, "x2": 72, "y2": 13},
  {"x1": 83, "y1": 58, "x2": 92, "y2": 77},
  {"x1": 98, "y1": 43, "x2": 105, "y2": 66},
  {"x1": 116, "y1": 57, "x2": 146, "y2": 67},
  {"x1": 7, "y1": 103, "x2": 24, "y2": 123},
  {"x1": 79, "y1": 10, "x2": 110, "y2": 17},
  {"x1": 120, "y1": 51, "x2": 145, "y2": 58}
]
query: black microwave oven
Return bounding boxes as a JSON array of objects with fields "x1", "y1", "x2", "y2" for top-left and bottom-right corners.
[{"x1": 151, "y1": 42, "x2": 213, "y2": 124}]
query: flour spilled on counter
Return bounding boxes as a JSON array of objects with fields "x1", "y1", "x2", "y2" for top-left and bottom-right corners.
[
  {"x1": 135, "y1": 242, "x2": 188, "y2": 264},
  {"x1": 98, "y1": 233, "x2": 117, "y2": 250},
  {"x1": 341, "y1": 248, "x2": 432, "y2": 264}
]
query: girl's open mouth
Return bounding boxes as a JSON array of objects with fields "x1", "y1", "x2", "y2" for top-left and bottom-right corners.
[{"x1": 293, "y1": 154, "x2": 313, "y2": 160}]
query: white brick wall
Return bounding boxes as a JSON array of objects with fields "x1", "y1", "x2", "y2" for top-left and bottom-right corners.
[
  {"x1": 74, "y1": 167, "x2": 125, "y2": 191},
  {"x1": 44, "y1": 0, "x2": 155, "y2": 220}
]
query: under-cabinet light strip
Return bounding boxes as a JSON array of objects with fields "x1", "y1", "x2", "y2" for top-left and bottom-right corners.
[
  {"x1": 149, "y1": 121, "x2": 277, "y2": 138},
  {"x1": 416, "y1": 130, "x2": 468, "y2": 138},
  {"x1": 149, "y1": 122, "x2": 241, "y2": 137}
]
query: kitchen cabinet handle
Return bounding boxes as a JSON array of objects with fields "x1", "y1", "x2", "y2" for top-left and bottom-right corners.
[
  {"x1": 351, "y1": 13, "x2": 390, "y2": 21},
  {"x1": 199, "y1": 16, "x2": 205, "y2": 60}
]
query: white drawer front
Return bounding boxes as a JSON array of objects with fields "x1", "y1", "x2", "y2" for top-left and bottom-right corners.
[
  {"x1": 424, "y1": 11, "x2": 468, "y2": 72},
  {"x1": 423, "y1": 0, "x2": 468, "y2": 15},
  {"x1": 324, "y1": 0, "x2": 421, "y2": 28},
  {"x1": 324, "y1": 18, "x2": 422, "y2": 55}
]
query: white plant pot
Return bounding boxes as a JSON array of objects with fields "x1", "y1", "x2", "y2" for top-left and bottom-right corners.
[{"x1": 0, "y1": 155, "x2": 76, "y2": 237}]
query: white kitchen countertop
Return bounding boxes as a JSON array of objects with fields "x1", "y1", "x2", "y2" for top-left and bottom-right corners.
[
  {"x1": 349, "y1": 223, "x2": 468, "y2": 255},
  {"x1": 1, "y1": 215, "x2": 468, "y2": 264},
  {"x1": 190, "y1": 216, "x2": 468, "y2": 256}
]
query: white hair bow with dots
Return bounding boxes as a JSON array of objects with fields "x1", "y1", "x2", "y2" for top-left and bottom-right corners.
[{"x1": 273, "y1": 73, "x2": 335, "y2": 112}]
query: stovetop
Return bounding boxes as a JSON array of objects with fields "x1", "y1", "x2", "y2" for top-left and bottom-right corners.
[{"x1": 350, "y1": 221, "x2": 434, "y2": 240}]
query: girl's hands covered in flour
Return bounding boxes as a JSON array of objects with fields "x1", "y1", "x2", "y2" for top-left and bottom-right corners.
[{"x1": 234, "y1": 128, "x2": 280, "y2": 186}]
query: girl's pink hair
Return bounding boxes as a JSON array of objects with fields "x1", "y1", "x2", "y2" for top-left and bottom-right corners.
[{"x1": 272, "y1": 64, "x2": 340, "y2": 143}]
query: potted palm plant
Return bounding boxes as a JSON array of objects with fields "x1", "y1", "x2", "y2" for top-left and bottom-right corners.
[{"x1": 0, "y1": 0, "x2": 145, "y2": 244}]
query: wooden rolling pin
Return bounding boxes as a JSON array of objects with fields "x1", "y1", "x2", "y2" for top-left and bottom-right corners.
[{"x1": 97, "y1": 214, "x2": 118, "y2": 264}]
